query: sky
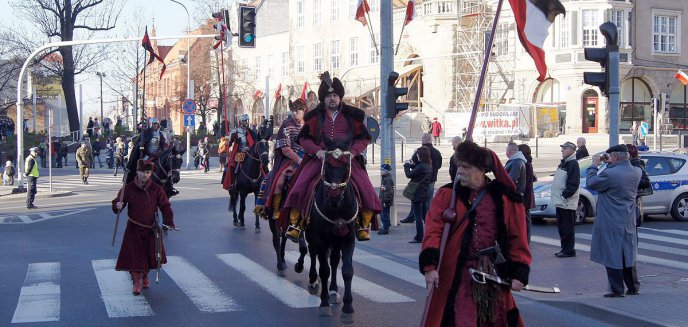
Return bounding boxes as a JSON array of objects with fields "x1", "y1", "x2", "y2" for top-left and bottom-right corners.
[{"x1": 0, "y1": 0, "x2": 231, "y2": 120}]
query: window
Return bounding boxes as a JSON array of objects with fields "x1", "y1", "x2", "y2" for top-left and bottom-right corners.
[
  {"x1": 267, "y1": 54, "x2": 274, "y2": 77},
  {"x1": 331, "y1": 0, "x2": 339, "y2": 22},
  {"x1": 349, "y1": 0, "x2": 357, "y2": 19},
  {"x1": 282, "y1": 52, "x2": 289, "y2": 77},
  {"x1": 330, "y1": 40, "x2": 340, "y2": 69},
  {"x1": 313, "y1": 0, "x2": 321, "y2": 26},
  {"x1": 369, "y1": 34, "x2": 379, "y2": 64},
  {"x1": 255, "y1": 57, "x2": 261, "y2": 78},
  {"x1": 494, "y1": 23, "x2": 510, "y2": 56},
  {"x1": 582, "y1": 9, "x2": 599, "y2": 46},
  {"x1": 643, "y1": 156, "x2": 685, "y2": 176},
  {"x1": 313, "y1": 43, "x2": 323, "y2": 71},
  {"x1": 653, "y1": 13, "x2": 678, "y2": 54},
  {"x1": 297, "y1": 1, "x2": 305, "y2": 27},
  {"x1": 559, "y1": 13, "x2": 569, "y2": 48},
  {"x1": 620, "y1": 78, "x2": 653, "y2": 131},
  {"x1": 350, "y1": 37, "x2": 358, "y2": 66},
  {"x1": 241, "y1": 59, "x2": 248, "y2": 70},
  {"x1": 609, "y1": 10, "x2": 625, "y2": 48},
  {"x1": 369, "y1": 0, "x2": 378, "y2": 13},
  {"x1": 296, "y1": 46, "x2": 305, "y2": 73},
  {"x1": 669, "y1": 82, "x2": 688, "y2": 130}
]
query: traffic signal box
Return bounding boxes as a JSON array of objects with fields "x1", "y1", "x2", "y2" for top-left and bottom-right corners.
[
  {"x1": 583, "y1": 22, "x2": 619, "y2": 97},
  {"x1": 385, "y1": 72, "x2": 409, "y2": 119},
  {"x1": 239, "y1": 6, "x2": 256, "y2": 48}
]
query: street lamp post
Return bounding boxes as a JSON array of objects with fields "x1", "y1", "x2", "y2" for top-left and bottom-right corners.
[
  {"x1": 96, "y1": 72, "x2": 106, "y2": 124},
  {"x1": 170, "y1": 0, "x2": 193, "y2": 170}
]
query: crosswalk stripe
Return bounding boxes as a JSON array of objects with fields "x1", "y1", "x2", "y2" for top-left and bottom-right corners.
[
  {"x1": 164, "y1": 256, "x2": 241, "y2": 312},
  {"x1": 639, "y1": 227, "x2": 688, "y2": 238},
  {"x1": 217, "y1": 253, "x2": 321, "y2": 308},
  {"x1": 284, "y1": 251, "x2": 415, "y2": 303},
  {"x1": 577, "y1": 234, "x2": 688, "y2": 257},
  {"x1": 354, "y1": 249, "x2": 425, "y2": 288},
  {"x1": 91, "y1": 260, "x2": 154, "y2": 318},
  {"x1": 531, "y1": 236, "x2": 688, "y2": 271},
  {"x1": 12, "y1": 262, "x2": 60, "y2": 323}
]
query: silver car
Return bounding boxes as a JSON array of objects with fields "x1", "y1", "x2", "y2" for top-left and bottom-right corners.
[{"x1": 530, "y1": 151, "x2": 688, "y2": 224}]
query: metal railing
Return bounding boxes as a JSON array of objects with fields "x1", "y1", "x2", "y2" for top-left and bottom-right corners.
[{"x1": 395, "y1": 130, "x2": 407, "y2": 162}]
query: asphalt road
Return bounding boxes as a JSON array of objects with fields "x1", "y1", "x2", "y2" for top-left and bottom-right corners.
[{"x1": 1, "y1": 152, "x2": 686, "y2": 326}]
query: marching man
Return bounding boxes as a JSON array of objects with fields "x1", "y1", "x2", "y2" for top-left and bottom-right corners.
[{"x1": 112, "y1": 159, "x2": 175, "y2": 295}]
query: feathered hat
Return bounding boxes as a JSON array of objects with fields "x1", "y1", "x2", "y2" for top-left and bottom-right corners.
[{"x1": 317, "y1": 71, "x2": 345, "y2": 103}]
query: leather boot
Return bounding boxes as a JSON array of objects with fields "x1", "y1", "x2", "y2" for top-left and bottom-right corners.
[
  {"x1": 356, "y1": 210, "x2": 374, "y2": 241},
  {"x1": 130, "y1": 271, "x2": 142, "y2": 295},
  {"x1": 271, "y1": 194, "x2": 282, "y2": 220},
  {"x1": 285, "y1": 208, "x2": 302, "y2": 242},
  {"x1": 142, "y1": 271, "x2": 150, "y2": 289}
]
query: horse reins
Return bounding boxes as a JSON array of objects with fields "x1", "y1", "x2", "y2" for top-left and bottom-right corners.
[{"x1": 312, "y1": 148, "x2": 357, "y2": 228}]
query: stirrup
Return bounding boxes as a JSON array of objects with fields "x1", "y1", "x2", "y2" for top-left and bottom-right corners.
[{"x1": 285, "y1": 225, "x2": 302, "y2": 242}]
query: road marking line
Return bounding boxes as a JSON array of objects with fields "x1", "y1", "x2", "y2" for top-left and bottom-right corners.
[
  {"x1": 285, "y1": 251, "x2": 415, "y2": 303},
  {"x1": 353, "y1": 249, "x2": 425, "y2": 288},
  {"x1": 165, "y1": 256, "x2": 241, "y2": 312},
  {"x1": 91, "y1": 259, "x2": 154, "y2": 318},
  {"x1": 532, "y1": 236, "x2": 688, "y2": 271},
  {"x1": 577, "y1": 233, "x2": 688, "y2": 257},
  {"x1": 639, "y1": 227, "x2": 688, "y2": 237},
  {"x1": 217, "y1": 253, "x2": 320, "y2": 308},
  {"x1": 12, "y1": 262, "x2": 61, "y2": 323}
]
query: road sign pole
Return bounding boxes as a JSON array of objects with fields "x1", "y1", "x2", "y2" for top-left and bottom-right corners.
[{"x1": 381, "y1": 0, "x2": 396, "y2": 226}]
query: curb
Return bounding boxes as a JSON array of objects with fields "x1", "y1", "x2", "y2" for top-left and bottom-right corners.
[
  {"x1": 0, "y1": 190, "x2": 75, "y2": 201},
  {"x1": 530, "y1": 298, "x2": 667, "y2": 327}
]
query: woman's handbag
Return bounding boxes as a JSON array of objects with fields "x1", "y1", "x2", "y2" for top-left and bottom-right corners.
[{"x1": 403, "y1": 180, "x2": 420, "y2": 200}]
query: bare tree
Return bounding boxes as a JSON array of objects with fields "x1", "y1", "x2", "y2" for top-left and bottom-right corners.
[{"x1": 10, "y1": 0, "x2": 124, "y2": 135}]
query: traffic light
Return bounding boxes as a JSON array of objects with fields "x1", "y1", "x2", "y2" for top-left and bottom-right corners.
[
  {"x1": 238, "y1": 5, "x2": 256, "y2": 48},
  {"x1": 583, "y1": 22, "x2": 619, "y2": 97},
  {"x1": 212, "y1": 10, "x2": 230, "y2": 49},
  {"x1": 385, "y1": 72, "x2": 409, "y2": 119}
]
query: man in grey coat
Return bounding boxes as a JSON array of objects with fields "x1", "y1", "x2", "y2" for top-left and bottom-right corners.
[
  {"x1": 586, "y1": 144, "x2": 642, "y2": 298},
  {"x1": 505, "y1": 142, "x2": 527, "y2": 196}
]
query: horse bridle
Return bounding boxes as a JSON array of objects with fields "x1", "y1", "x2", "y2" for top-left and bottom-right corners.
[
  {"x1": 238, "y1": 143, "x2": 267, "y2": 183},
  {"x1": 313, "y1": 148, "x2": 358, "y2": 228}
]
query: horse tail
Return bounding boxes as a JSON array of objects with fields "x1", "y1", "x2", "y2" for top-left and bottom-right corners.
[{"x1": 228, "y1": 188, "x2": 238, "y2": 212}]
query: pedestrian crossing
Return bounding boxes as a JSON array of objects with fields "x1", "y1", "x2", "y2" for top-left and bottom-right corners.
[
  {"x1": 31, "y1": 170, "x2": 221, "y2": 191},
  {"x1": 7, "y1": 250, "x2": 423, "y2": 323}
]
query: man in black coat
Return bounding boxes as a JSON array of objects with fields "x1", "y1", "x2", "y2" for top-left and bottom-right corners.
[
  {"x1": 576, "y1": 137, "x2": 589, "y2": 159},
  {"x1": 400, "y1": 133, "x2": 442, "y2": 224}
]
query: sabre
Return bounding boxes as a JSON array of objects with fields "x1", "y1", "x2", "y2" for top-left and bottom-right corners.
[
  {"x1": 468, "y1": 268, "x2": 561, "y2": 293},
  {"x1": 111, "y1": 169, "x2": 129, "y2": 246},
  {"x1": 154, "y1": 211, "x2": 163, "y2": 283}
]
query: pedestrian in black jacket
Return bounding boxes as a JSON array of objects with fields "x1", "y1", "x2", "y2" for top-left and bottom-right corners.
[
  {"x1": 400, "y1": 133, "x2": 442, "y2": 224},
  {"x1": 404, "y1": 146, "x2": 432, "y2": 243},
  {"x1": 378, "y1": 164, "x2": 395, "y2": 235},
  {"x1": 576, "y1": 137, "x2": 590, "y2": 159},
  {"x1": 518, "y1": 143, "x2": 537, "y2": 243}
]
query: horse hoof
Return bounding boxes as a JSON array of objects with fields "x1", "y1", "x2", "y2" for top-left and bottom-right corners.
[
  {"x1": 277, "y1": 262, "x2": 288, "y2": 271},
  {"x1": 233, "y1": 221, "x2": 238, "y2": 227},
  {"x1": 277, "y1": 269, "x2": 286, "y2": 277},
  {"x1": 329, "y1": 291, "x2": 340, "y2": 304},
  {"x1": 308, "y1": 281, "x2": 320, "y2": 295},
  {"x1": 239, "y1": 224, "x2": 246, "y2": 230},
  {"x1": 341, "y1": 313, "x2": 354, "y2": 325},
  {"x1": 294, "y1": 262, "x2": 304, "y2": 273},
  {"x1": 255, "y1": 228, "x2": 261, "y2": 233},
  {"x1": 318, "y1": 306, "x2": 332, "y2": 316}
]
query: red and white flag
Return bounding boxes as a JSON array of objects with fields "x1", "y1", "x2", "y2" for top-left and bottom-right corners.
[
  {"x1": 355, "y1": 0, "x2": 370, "y2": 26},
  {"x1": 404, "y1": 0, "x2": 417, "y2": 26},
  {"x1": 300, "y1": 82, "x2": 309, "y2": 101},
  {"x1": 274, "y1": 83, "x2": 282, "y2": 102},
  {"x1": 675, "y1": 70, "x2": 688, "y2": 86},
  {"x1": 509, "y1": 0, "x2": 565, "y2": 82}
]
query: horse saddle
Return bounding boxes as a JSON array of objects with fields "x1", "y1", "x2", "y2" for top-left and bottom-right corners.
[{"x1": 235, "y1": 152, "x2": 246, "y2": 163}]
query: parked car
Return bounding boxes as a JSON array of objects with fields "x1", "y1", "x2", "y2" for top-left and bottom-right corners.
[{"x1": 530, "y1": 151, "x2": 688, "y2": 224}]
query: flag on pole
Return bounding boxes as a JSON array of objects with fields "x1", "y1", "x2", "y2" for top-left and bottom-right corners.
[
  {"x1": 675, "y1": 70, "x2": 688, "y2": 86},
  {"x1": 141, "y1": 26, "x2": 166, "y2": 79},
  {"x1": 274, "y1": 83, "x2": 282, "y2": 102},
  {"x1": 509, "y1": 0, "x2": 565, "y2": 82},
  {"x1": 404, "y1": 0, "x2": 417, "y2": 26},
  {"x1": 300, "y1": 82, "x2": 309, "y2": 101},
  {"x1": 355, "y1": 0, "x2": 371, "y2": 26}
]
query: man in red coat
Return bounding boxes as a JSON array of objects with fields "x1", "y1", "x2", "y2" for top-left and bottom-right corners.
[
  {"x1": 113, "y1": 159, "x2": 175, "y2": 295},
  {"x1": 419, "y1": 141, "x2": 530, "y2": 326},
  {"x1": 283, "y1": 72, "x2": 381, "y2": 241}
]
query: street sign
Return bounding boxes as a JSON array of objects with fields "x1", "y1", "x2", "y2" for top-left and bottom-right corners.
[
  {"x1": 184, "y1": 114, "x2": 195, "y2": 127},
  {"x1": 384, "y1": 158, "x2": 391, "y2": 165},
  {"x1": 182, "y1": 99, "x2": 197, "y2": 114},
  {"x1": 366, "y1": 116, "x2": 380, "y2": 142}
]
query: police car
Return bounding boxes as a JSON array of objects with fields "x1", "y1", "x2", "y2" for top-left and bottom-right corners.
[{"x1": 530, "y1": 151, "x2": 688, "y2": 224}]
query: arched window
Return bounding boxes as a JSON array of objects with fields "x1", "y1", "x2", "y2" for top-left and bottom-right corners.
[
  {"x1": 534, "y1": 78, "x2": 565, "y2": 133},
  {"x1": 620, "y1": 78, "x2": 653, "y2": 131},
  {"x1": 670, "y1": 82, "x2": 688, "y2": 130},
  {"x1": 534, "y1": 78, "x2": 563, "y2": 104}
]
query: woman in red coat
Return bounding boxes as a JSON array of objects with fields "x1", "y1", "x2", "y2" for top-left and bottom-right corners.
[
  {"x1": 419, "y1": 141, "x2": 531, "y2": 326},
  {"x1": 113, "y1": 159, "x2": 175, "y2": 295}
]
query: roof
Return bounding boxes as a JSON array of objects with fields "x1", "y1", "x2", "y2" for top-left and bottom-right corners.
[{"x1": 157, "y1": 46, "x2": 173, "y2": 60}]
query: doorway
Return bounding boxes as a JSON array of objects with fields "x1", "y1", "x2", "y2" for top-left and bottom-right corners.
[{"x1": 582, "y1": 91, "x2": 599, "y2": 133}]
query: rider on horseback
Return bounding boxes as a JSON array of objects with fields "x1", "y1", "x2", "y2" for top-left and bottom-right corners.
[
  {"x1": 254, "y1": 99, "x2": 308, "y2": 225},
  {"x1": 283, "y1": 72, "x2": 381, "y2": 241},
  {"x1": 139, "y1": 117, "x2": 168, "y2": 161},
  {"x1": 222, "y1": 114, "x2": 258, "y2": 191}
]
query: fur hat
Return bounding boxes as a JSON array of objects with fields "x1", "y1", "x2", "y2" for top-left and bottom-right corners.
[
  {"x1": 453, "y1": 141, "x2": 493, "y2": 172},
  {"x1": 136, "y1": 159, "x2": 155, "y2": 171},
  {"x1": 288, "y1": 99, "x2": 308, "y2": 112},
  {"x1": 318, "y1": 71, "x2": 345, "y2": 102}
]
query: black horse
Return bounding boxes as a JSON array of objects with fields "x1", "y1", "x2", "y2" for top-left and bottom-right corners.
[
  {"x1": 305, "y1": 138, "x2": 358, "y2": 323},
  {"x1": 126, "y1": 135, "x2": 185, "y2": 198},
  {"x1": 228, "y1": 124, "x2": 271, "y2": 230}
]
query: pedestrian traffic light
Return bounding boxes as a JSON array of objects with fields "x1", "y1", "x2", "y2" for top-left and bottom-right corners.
[
  {"x1": 238, "y1": 5, "x2": 256, "y2": 48},
  {"x1": 583, "y1": 22, "x2": 619, "y2": 97},
  {"x1": 212, "y1": 10, "x2": 230, "y2": 48},
  {"x1": 385, "y1": 72, "x2": 409, "y2": 119}
]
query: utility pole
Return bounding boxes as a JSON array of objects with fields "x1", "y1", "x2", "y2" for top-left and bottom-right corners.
[
  {"x1": 380, "y1": 0, "x2": 397, "y2": 225},
  {"x1": 97, "y1": 72, "x2": 106, "y2": 124}
]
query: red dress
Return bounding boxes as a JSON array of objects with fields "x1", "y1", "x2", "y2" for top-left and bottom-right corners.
[
  {"x1": 112, "y1": 177, "x2": 174, "y2": 272},
  {"x1": 419, "y1": 181, "x2": 531, "y2": 327}
]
